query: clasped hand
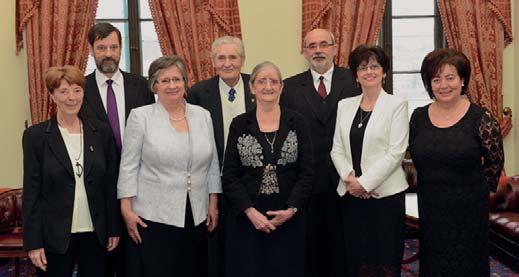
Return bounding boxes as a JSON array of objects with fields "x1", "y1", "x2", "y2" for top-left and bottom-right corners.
[
  {"x1": 245, "y1": 207, "x2": 295, "y2": 233},
  {"x1": 344, "y1": 171, "x2": 379, "y2": 199}
]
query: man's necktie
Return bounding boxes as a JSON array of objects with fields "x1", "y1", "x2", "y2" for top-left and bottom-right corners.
[
  {"x1": 106, "y1": 79, "x2": 122, "y2": 152},
  {"x1": 317, "y1": 76, "x2": 327, "y2": 99},
  {"x1": 228, "y1": 88, "x2": 236, "y2": 102}
]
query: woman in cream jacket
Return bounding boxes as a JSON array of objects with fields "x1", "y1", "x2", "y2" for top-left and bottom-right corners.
[{"x1": 330, "y1": 45, "x2": 408, "y2": 276}]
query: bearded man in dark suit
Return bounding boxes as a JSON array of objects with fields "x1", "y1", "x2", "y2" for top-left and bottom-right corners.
[
  {"x1": 281, "y1": 28, "x2": 360, "y2": 277},
  {"x1": 80, "y1": 22, "x2": 155, "y2": 277}
]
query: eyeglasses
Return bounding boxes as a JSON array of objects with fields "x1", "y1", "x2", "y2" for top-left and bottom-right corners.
[
  {"x1": 156, "y1": 77, "x2": 184, "y2": 85},
  {"x1": 357, "y1": 64, "x2": 382, "y2": 72},
  {"x1": 255, "y1": 78, "x2": 281, "y2": 87},
  {"x1": 304, "y1": 42, "x2": 335, "y2": 51}
]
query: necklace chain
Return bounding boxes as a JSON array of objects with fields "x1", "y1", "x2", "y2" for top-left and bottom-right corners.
[
  {"x1": 58, "y1": 120, "x2": 83, "y2": 178},
  {"x1": 264, "y1": 131, "x2": 277, "y2": 153},
  {"x1": 358, "y1": 109, "x2": 372, "y2": 128}
]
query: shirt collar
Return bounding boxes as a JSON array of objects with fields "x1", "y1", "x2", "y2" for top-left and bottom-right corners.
[
  {"x1": 95, "y1": 69, "x2": 123, "y2": 87},
  {"x1": 310, "y1": 65, "x2": 334, "y2": 83},
  {"x1": 219, "y1": 75, "x2": 243, "y2": 93}
]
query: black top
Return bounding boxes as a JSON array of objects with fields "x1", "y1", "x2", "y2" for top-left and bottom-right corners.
[
  {"x1": 349, "y1": 107, "x2": 372, "y2": 177},
  {"x1": 409, "y1": 103, "x2": 504, "y2": 275},
  {"x1": 222, "y1": 107, "x2": 314, "y2": 215}
]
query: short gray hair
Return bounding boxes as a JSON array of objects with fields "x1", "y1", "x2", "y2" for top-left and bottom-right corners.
[
  {"x1": 148, "y1": 56, "x2": 188, "y2": 93},
  {"x1": 211, "y1": 36, "x2": 245, "y2": 60},
  {"x1": 249, "y1": 61, "x2": 283, "y2": 86}
]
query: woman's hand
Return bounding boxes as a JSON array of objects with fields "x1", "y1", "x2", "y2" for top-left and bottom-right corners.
[
  {"x1": 346, "y1": 172, "x2": 368, "y2": 197},
  {"x1": 121, "y1": 198, "x2": 147, "y2": 244},
  {"x1": 266, "y1": 208, "x2": 295, "y2": 226},
  {"x1": 245, "y1": 207, "x2": 277, "y2": 233},
  {"x1": 206, "y1": 194, "x2": 219, "y2": 232},
  {"x1": 107, "y1": 237, "x2": 120, "y2": 251},
  {"x1": 28, "y1": 248, "x2": 47, "y2": 271}
]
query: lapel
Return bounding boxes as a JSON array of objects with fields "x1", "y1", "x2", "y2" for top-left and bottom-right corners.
[
  {"x1": 82, "y1": 119, "x2": 97, "y2": 178},
  {"x1": 320, "y1": 67, "x2": 352, "y2": 123},
  {"x1": 207, "y1": 77, "x2": 225, "y2": 153},
  {"x1": 122, "y1": 71, "x2": 136, "y2": 120},
  {"x1": 241, "y1": 74, "x2": 256, "y2": 111},
  {"x1": 340, "y1": 95, "x2": 362, "y2": 164},
  {"x1": 299, "y1": 70, "x2": 326, "y2": 123},
  {"x1": 45, "y1": 118, "x2": 74, "y2": 179},
  {"x1": 85, "y1": 72, "x2": 109, "y2": 123},
  {"x1": 361, "y1": 89, "x2": 388, "y2": 161}
]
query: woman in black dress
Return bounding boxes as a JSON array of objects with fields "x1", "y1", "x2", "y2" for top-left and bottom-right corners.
[
  {"x1": 410, "y1": 48, "x2": 504, "y2": 276},
  {"x1": 330, "y1": 45, "x2": 409, "y2": 276},
  {"x1": 222, "y1": 61, "x2": 313, "y2": 277}
]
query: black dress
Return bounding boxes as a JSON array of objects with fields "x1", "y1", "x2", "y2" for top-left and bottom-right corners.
[
  {"x1": 222, "y1": 108, "x2": 313, "y2": 277},
  {"x1": 409, "y1": 103, "x2": 504, "y2": 276},
  {"x1": 342, "y1": 107, "x2": 405, "y2": 277}
]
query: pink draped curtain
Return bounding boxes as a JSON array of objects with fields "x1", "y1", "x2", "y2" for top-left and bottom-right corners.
[
  {"x1": 302, "y1": 0, "x2": 386, "y2": 66},
  {"x1": 149, "y1": 0, "x2": 242, "y2": 85},
  {"x1": 437, "y1": 0, "x2": 513, "y2": 136},
  {"x1": 16, "y1": 0, "x2": 98, "y2": 124}
]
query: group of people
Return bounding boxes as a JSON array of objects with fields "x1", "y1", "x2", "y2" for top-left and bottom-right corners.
[{"x1": 22, "y1": 22, "x2": 504, "y2": 277}]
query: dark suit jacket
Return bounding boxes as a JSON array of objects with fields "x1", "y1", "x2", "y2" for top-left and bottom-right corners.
[
  {"x1": 280, "y1": 66, "x2": 360, "y2": 194},
  {"x1": 187, "y1": 74, "x2": 256, "y2": 166},
  {"x1": 222, "y1": 108, "x2": 314, "y2": 216},
  {"x1": 22, "y1": 118, "x2": 120, "y2": 254},
  {"x1": 80, "y1": 70, "x2": 155, "y2": 155}
]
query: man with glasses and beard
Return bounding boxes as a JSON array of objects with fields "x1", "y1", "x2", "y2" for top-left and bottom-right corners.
[
  {"x1": 280, "y1": 29, "x2": 360, "y2": 277},
  {"x1": 81, "y1": 22, "x2": 155, "y2": 277}
]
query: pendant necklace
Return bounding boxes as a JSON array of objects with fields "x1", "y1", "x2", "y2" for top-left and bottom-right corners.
[
  {"x1": 358, "y1": 109, "x2": 372, "y2": 128},
  {"x1": 264, "y1": 131, "x2": 277, "y2": 153},
  {"x1": 73, "y1": 121, "x2": 84, "y2": 178}
]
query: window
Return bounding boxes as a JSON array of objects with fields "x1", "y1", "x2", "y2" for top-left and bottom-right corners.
[
  {"x1": 86, "y1": 0, "x2": 161, "y2": 76},
  {"x1": 381, "y1": 0, "x2": 444, "y2": 116}
]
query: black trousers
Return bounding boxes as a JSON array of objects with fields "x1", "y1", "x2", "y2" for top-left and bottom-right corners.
[
  {"x1": 127, "y1": 199, "x2": 208, "y2": 277},
  {"x1": 37, "y1": 232, "x2": 105, "y2": 277},
  {"x1": 305, "y1": 192, "x2": 346, "y2": 277},
  {"x1": 105, "y1": 227, "x2": 127, "y2": 277}
]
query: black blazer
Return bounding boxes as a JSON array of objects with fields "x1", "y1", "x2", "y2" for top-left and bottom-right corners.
[
  {"x1": 22, "y1": 118, "x2": 120, "y2": 254},
  {"x1": 280, "y1": 66, "x2": 360, "y2": 194},
  {"x1": 222, "y1": 108, "x2": 313, "y2": 216},
  {"x1": 80, "y1": 70, "x2": 155, "y2": 155},
  {"x1": 187, "y1": 74, "x2": 256, "y2": 166}
]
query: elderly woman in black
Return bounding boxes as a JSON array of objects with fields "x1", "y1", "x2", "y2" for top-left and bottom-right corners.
[
  {"x1": 223, "y1": 61, "x2": 313, "y2": 277},
  {"x1": 410, "y1": 48, "x2": 504, "y2": 276},
  {"x1": 23, "y1": 66, "x2": 119, "y2": 276}
]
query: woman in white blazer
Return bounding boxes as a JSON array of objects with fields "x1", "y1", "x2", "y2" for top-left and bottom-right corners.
[
  {"x1": 330, "y1": 45, "x2": 408, "y2": 276},
  {"x1": 117, "y1": 56, "x2": 222, "y2": 277}
]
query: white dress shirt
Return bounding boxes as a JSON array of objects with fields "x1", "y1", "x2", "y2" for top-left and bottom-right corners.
[
  {"x1": 310, "y1": 65, "x2": 334, "y2": 95},
  {"x1": 95, "y1": 69, "x2": 126, "y2": 143}
]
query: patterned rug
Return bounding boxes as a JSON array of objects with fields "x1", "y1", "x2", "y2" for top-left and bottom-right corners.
[
  {"x1": 402, "y1": 239, "x2": 518, "y2": 276},
  {"x1": 1, "y1": 242, "x2": 517, "y2": 277}
]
